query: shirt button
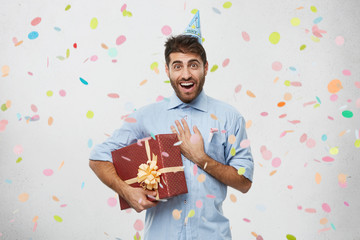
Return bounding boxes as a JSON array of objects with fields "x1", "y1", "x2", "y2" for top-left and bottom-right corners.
[
  {"x1": 184, "y1": 115, "x2": 188, "y2": 120},
  {"x1": 184, "y1": 199, "x2": 187, "y2": 204}
]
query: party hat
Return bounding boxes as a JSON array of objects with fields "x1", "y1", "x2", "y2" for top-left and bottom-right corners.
[{"x1": 184, "y1": 10, "x2": 202, "y2": 44}]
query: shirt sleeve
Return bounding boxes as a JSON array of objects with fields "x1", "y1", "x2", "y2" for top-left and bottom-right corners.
[
  {"x1": 89, "y1": 112, "x2": 142, "y2": 162},
  {"x1": 224, "y1": 115, "x2": 254, "y2": 182}
]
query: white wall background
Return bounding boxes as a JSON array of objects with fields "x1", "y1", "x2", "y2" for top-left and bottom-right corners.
[{"x1": 1, "y1": 0, "x2": 360, "y2": 239}]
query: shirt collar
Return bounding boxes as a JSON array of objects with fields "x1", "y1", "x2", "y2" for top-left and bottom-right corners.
[{"x1": 167, "y1": 90, "x2": 208, "y2": 112}]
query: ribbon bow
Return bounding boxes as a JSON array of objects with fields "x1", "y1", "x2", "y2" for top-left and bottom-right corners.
[{"x1": 137, "y1": 154, "x2": 161, "y2": 190}]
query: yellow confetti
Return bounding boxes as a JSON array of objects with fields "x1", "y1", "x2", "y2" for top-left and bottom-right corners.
[
  {"x1": 223, "y1": 2, "x2": 232, "y2": 8},
  {"x1": 90, "y1": 17, "x2": 98, "y2": 29},
  {"x1": 230, "y1": 147, "x2": 236, "y2": 156},
  {"x1": 291, "y1": 17, "x2": 301, "y2": 26},
  {"x1": 140, "y1": 79, "x2": 148, "y2": 86},
  {"x1": 86, "y1": 110, "x2": 94, "y2": 119},
  {"x1": 355, "y1": 139, "x2": 360, "y2": 148},
  {"x1": 269, "y1": 32, "x2": 280, "y2": 44},
  {"x1": 310, "y1": 6, "x2": 317, "y2": 12},
  {"x1": 32, "y1": 216, "x2": 39, "y2": 223},
  {"x1": 269, "y1": 170, "x2": 277, "y2": 176},
  {"x1": 329, "y1": 147, "x2": 339, "y2": 155},
  {"x1": 66, "y1": 49, "x2": 70, "y2": 58},
  {"x1": 52, "y1": 196, "x2": 60, "y2": 202},
  {"x1": 197, "y1": 174, "x2": 206, "y2": 183},
  {"x1": 238, "y1": 167, "x2": 246, "y2": 175},
  {"x1": 210, "y1": 114, "x2": 218, "y2": 120},
  {"x1": 48, "y1": 117, "x2": 54, "y2": 126},
  {"x1": 210, "y1": 65, "x2": 218, "y2": 72},
  {"x1": 311, "y1": 35, "x2": 320, "y2": 42},
  {"x1": 58, "y1": 160, "x2": 64, "y2": 170},
  {"x1": 187, "y1": 209, "x2": 195, "y2": 218}
]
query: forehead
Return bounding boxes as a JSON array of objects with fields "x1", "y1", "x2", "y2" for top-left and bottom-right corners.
[{"x1": 169, "y1": 52, "x2": 203, "y2": 64}]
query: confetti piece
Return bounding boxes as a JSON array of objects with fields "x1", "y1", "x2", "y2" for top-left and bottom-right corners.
[
  {"x1": 0, "y1": 119, "x2": 8, "y2": 132},
  {"x1": 240, "y1": 139, "x2": 250, "y2": 148},
  {"x1": 139, "y1": 79, "x2": 148, "y2": 86},
  {"x1": 315, "y1": 172, "x2": 321, "y2": 184},
  {"x1": 174, "y1": 141, "x2": 182, "y2": 146},
  {"x1": 58, "y1": 89, "x2": 66, "y2": 97},
  {"x1": 108, "y1": 197, "x2": 117, "y2": 207},
  {"x1": 306, "y1": 138, "x2": 316, "y2": 148},
  {"x1": 32, "y1": 216, "x2": 39, "y2": 223},
  {"x1": 1, "y1": 65, "x2": 10, "y2": 77},
  {"x1": 269, "y1": 32, "x2": 280, "y2": 44},
  {"x1": 234, "y1": 84, "x2": 242, "y2": 93},
  {"x1": 291, "y1": 17, "x2": 300, "y2": 26},
  {"x1": 48, "y1": 117, "x2": 54, "y2": 126},
  {"x1": 13, "y1": 145, "x2": 23, "y2": 155},
  {"x1": 335, "y1": 36, "x2": 345, "y2": 46},
  {"x1": 134, "y1": 219, "x2": 144, "y2": 231},
  {"x1": 193, "y1": 164, "x2": 198, "y2": 176},
  {"x1": 260, "y1": 112, "x2": 268, "y2": 117},
  {"x1": 223, "y1": 2, "x2": 232, "y2": 8},
  {"x1": 327, "y1": 79, "x2": 343, "y2": 93},
  {"x1": 16, "y1": 157, "x2": 22, "y2": 163},
  {"x1": 342, "y1": 69, "x2": 351, "y2": 76},
  {"x1": 52, "y1": 196, "x2": 60, "y2": 202},
  {"x1": 79, "y1": 77, "x2": 88, "y2": 85},
  {"x1": 305, "y1": 208, "x2": 316, "y2": 213},
  {"x1": 31, "y1": 17, "x2": 41, "y2": 26},
  {"x1": 286, "y1": 234, "x2": 296, "y2": 240},
  {"x1": 86, "y1": 111, "x2": 94, "y2": 119},
  {"x1": 269, "y1": 170, "x2": 277, "y2": 176},
  {"x1": 121, "y1": 156, "x2": 131, "y2": 161},
  {"x1": 228, "y1": 135, "x2": 236, "y2": 144},
  {"x1": 210, "y1": 114, "x2": 218, "y2": 120},
  {"x1": 287, "y1": 185, "x2": 293, "y2": 190},
  {"x1": 206, "y1": 194, "x2": 216, "y2": 199},
  {"x1": 256, "y1": 235, "x2": 264, "y2": 240},
  {"x1": 230, "y1": 147, "x2": 236, "y2": 156},
  {"x1": 237, "y1": 167, "x2": 245, "y2": 175},
  {"x1": 172, "y1": 209, "x2": 181, "y2": 220},
  {"x1": 43, "y1": 169, "x2": 54, "y2": 176},
  {"x1": 271, "y1": 157, "x2": 281, "y2": 168},
  {"x1": 108, "y1": 48, "x2": 118, "y2": 58},
  {"x1": 300, "y1": 44, "x2": 306, "y2": 50},
  {"x1": 290, "y1": 81, "x2": 302, "y2": 87},
  {"x1": 329, "y1": 147, "x2": 339, "y2": 155},
  {"x1": 229, "y1": 194, "x2": 237, "y2": 203},
  {"x1": 320, "y1": 218, "x2": 328, "y2": 225},
  {"x1": 222, "y1": 58, "x2": 230, "y2": 67},
  {"x1": 322, "y1": 203, "x2": 331, "y2": 213},
  {"x1": 277, "y1": 101, "x2": 286, "y2": 107},
  {"x1": 279, "y1": 114, "x2": 287, "y2": 118},
  {"x1": 196, "y1": 200, "x2": 203, "y2": 208},
  {"x1": 342, "y1": 110, "x2": 353, "y2": 118},
  {"x1": 65, "y1": 4, "x2": 71, "y2": 11},
  {"x1": 81, "y1": 182, "x2": 85, "y2": 189},
  {"x1": 242, "y1": 31, "x2": 250, "y2": 41},
  {"x1": 18, "y1": 193, "x2": 29, "y2": 202},
  {"x1": 355, "y1": 139, "x2": 360, "y2": 148},
  {"x1": 246, "y1": 90, "x2": 256, "y2": 98},
  {"x1": 54, "y1": 215, "x2": 63, "y2": 222},
  {"x1": 90, "y1": 55, "x2": 98, "y2": 62},
  {"x1": 161, "y1": 25, "x2": 172, "y2": 36},
  {"x1": 272, "y1": 61, "x2": 282, "y2": 71},
  {"x1": 90, "y1": 17, "x2": 98, "y2": 29},
  {"x1": 115, "y1": 35, "x2": 126, "y2": 46},
  {"x1": 322, "y1": 156, "x2": 334, "y2": 162},
  {"x1": 28, "y1": 31, "x2": 39, "y2": 40},
  {"x1": 313, "y1": 17, "x2": 323, "y2": 24},
  {"x1": 344, "y1": 201, "x2": 350, "y2": 206},
  {"x1": 210, "y1": 65, "x2": 218, "y2": 72},
  {"x1": 310, "y1": 6, "x2": 317, "y2": 12},
  {"x1": 161, "y1": 152, "x2": 169, "y2": 157},
  {"x1": 197, "y1": 174, "x2": 206, "y2": 183}
]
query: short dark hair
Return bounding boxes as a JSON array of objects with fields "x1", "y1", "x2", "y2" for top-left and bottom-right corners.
[{"x1": 164, "y1": 35, "x2": 207, "y2": 67}]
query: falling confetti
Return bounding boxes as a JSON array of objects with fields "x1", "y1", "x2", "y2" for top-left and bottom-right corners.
[
  {"x1": 86, "y1": 111, "x2": 94, "y2": 119},
  {"x1": 108, "y1": 197, "x2": 117, "y2": 207},
  {"x1": 242, "y1": 31, "x2": 250, "y2": 42},
  {"x1": 116, "y1": 35, "x2": 126, "y2": 45},
  {"x1": 230, "y1": 194, "x2": 237, "y2": 203},
  {"x1": 43, "y1": 169, "x2": 54, "y2": 176},
  {"x1": 172, "y1": 209, "x2": 181, "y2": 220},
  {"x1": 315, "y1": 172, "x2": 321, "y2": 184},
  {"x1": 291, "y1": 17, "x2": 300, "y2": 26},
  {"x1": 222, "y1": 58, "x2": 230, "y2": 67},
  {"x1": 237, "y1": 167, "x2": 246, "y2": 175},
  {"x1": 322, "y1": 203, "x2": 331, "y2": 213},
  {"x1": 269, "y1": 32, "x2": 280, "y2": 44},
  {"x1": 335, "y1": 36, "x2": 345, "y2": 46},
  {"x1": 223, "y1": 2, "x2": 232, "y2": 8},
  {"x1": 246, "y1": 90, "x2": 256, "y2": 98},
  {"x1": 272, "y1": 61, "x2": 282, "y2": 71},
  {"x1": 197, "y1": 174, "x2": 206, "y2": 183},
  {"x1": 286, "y1": 234, "x2": 296, "y2": 240},
  {"x1": 28, "y1": 31, "x2": 39, "y2": 40},
  {"x1": 342, "y1": 110, "x2": 353, "y2": 118},
  {"x1": 90, "y1": 17, "x2": 98, "y2": 29},
  {"x1": 161, "y1": 25, "x2": 172, "y2": 36},
  {"x1": 31, "y1": 17, "x2": 41, "y2": 26},
  {"x1": 134, "y1": 219, "x2": 144, "y2": 231},
  {"x1": 54, "y1": 215, "x2": 63, "y2": 222},
  {"x1": 210, "y1": 65, "x2": 218, "y2": 72}
]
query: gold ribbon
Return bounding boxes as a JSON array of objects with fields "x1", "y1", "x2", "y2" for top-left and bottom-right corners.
[{"x1": 124, "y1": 140, "x2": 184, "y2": 199}]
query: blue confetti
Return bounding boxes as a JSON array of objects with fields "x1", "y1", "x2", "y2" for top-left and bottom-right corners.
[
  {"x1": 289, "y1": 66, "x2": 296, "y2": 71},
  {"x1": 16, "y1": 113, "x2": 22, "y2": 121},
  {"x1": 28, "y1": 31, "x2": 39, "y2": 40},
  {"x1": 212, "y1": 7, "x2": 221, "y2": 14},
  {"x1": 321, "y1": 134, "x2": 327, "y2": 141},
  {"x1": 5, "y1": 179, "x2": 12, "y2": 184},
  {"x1": 88, "y1": 139, "x2": 93, "y2": 148},
  {"x1": 150, "y1": 132, "x2": 156, "y2": 140},
  {"x1": 54, "y1": 26, "x2": 61, "y2": 31},
  {"x1": 331, "y1": 223, "x2": 336, "y2": 230},
  {"x1": 81, "y1": 181, "x2": 85, "y2": 189},
  {"x1": 79, "y1": 77, "x2": 88, "y2": 85},
  {"x1": 313, "y1": 17, "x2": 323, "y2": 24},
  {"x1": 316, "y1": 96, "x2": 321, "y2": 104}
]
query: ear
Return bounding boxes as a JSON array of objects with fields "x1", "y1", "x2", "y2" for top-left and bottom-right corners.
[
  {"x1": 204, "y1": 61, "x2": 209, "y2": 76},
  {"x1": 165, "y1": 63, "x2": 170, "y2": 78}
]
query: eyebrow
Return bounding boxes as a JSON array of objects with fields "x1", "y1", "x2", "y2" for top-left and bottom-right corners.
[{"x1": 171, "y1": 59, "x2": 201, "y2": 66}]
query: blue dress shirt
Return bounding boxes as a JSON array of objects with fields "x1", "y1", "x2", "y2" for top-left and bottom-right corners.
[{"x1": 90, "y1": 91, "x2": 254, "y2": 240}]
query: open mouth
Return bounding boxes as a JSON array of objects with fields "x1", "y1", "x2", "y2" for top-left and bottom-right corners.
[{"x1": 180, "y1": 82, "x2": 194, "y2": 89}]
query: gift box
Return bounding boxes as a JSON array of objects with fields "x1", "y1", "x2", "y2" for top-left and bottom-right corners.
[{"x1": 111, "y1": 133, "x2": 188, "y2": 210}]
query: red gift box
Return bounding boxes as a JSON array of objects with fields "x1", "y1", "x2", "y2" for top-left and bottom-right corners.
[{"x1": 111, "y1": 133, "x2": 188, "y2": 210}]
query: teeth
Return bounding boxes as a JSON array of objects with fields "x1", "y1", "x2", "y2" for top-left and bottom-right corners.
[{"x1": 181, "y1": 82, "x2": 194, "y2": 86}]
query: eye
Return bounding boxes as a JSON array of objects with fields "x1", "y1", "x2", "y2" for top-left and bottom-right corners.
[
  {"x1": 173, "y1": 64, "x2": 182, "y2": 70},
  {"x1": 190, "y1": 63, "x2": 199, "y2": 69}
]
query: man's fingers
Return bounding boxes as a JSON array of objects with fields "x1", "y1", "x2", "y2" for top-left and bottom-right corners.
[
  {"x1": 181, "y1": 118, "x2": 191, "y2": 137},
  {"x1": 193, "y1": 125, "x2": 202, "y2": 136},
  {"x1": 175, "y1": 120, "x2": 184, "y2": 136},
  {"x1": 170, "y1": 125, "x2": 178, "y2": 134}
]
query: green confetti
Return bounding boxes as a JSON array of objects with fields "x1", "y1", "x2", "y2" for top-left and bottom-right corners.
[
  {"x1": 230, "y1": 147, "x2": 236, "y2": 156},
  {"x1": 163, "y1": 80, "x2": 170, "y2": 83},
  {"x1": 223, "y1": 2, "x2": 232, "y2": 9},
  {"x1": 54, "y1": 215, "x2": 63, "y2": 222},
  {"x1": 310, "y1": 6, "x2": 317, "y2": 13},
  {"x1": 316, "y1": 96, "x2": 321, "y2": 104},
  {"x1": 300, "y1": 44, "x2": 306, "y2": 50},
  {"x1": 269, "y1": 32, "x2": 280, "y2": 44},
  {"x1": 1, "y1": 104, "x2": 7, "y2": 111},
  {"x1": 191, "y1": 9, "x2": 199, "y2": 14},
  {"x1": 314, "y1": 103, "x2": 320, "y2": 108},
  {"x1": 56, "y1": 56, "x2": 65, "y2": 61},
  {"x1": 237, "y1": 167, "x2": 245, "y2": 175},
  {"x1": 286, "y1": 234, "x2": 296, "y2": 240},
  {"x1": 86, "y1": 111, "x2": 94, "y2": 119},
  {"x1": 46, "y1": 90, "x2": 53, "y2": 97},
  {"x1": 16, "y1": 157, "x2": 22, "y2": 163},
  {"x1": 150, "y1": 62, "x2": 158, "y2": 70},
  {"x1": 284, "y1": 80, "x2": 291, "y2": 86},
  {"x1": 123, "y1": 10, "x2": 133, "y2": 17},
  {"x1": 90, "y1": 17, "x2": 98, "y2": 29},
  {"x1": 187, "y1": 209, "x2": 195, "y2": 218},
  {"x1": 66, "y1": 49, "x2": 70, "y2": 58},
  {"x1": 355, "y1": 139, "x2": 360, "y2": 148},
  {"x1": 65, "y1": 5, "x2": 71, "y2": 11},
  {"x1": 342, "y1": 110, "x2": 353, "y2": 118},
  {"x1": 210, "y1": 65, "x2": 218, "y2": 72}
]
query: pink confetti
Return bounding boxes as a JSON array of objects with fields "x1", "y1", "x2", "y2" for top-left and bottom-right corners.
[
  {"x1": 342, "y1": 69, "x2": 351, "y2": 76},
  {"x1": 300, "y1": 133, "x2": 307, "y2": 143},
  {"x1": 161, "y1": 25, "x2": 172, "y2": 36},
  {"x1": 335, "y1": 36, "x2": 344, "y2": 46},
  {"x1": 322, "y1": 156, "x2": 334, "y2": 162},
  {"x1": 322, "y1": 203, "x2": 331, "y2": 213},
  {"x1": 31, "y1": 17, "x2": 41, "y2": 26},
  {"x1": 240, "y1": 139, "x2": 250, "y2": 148},
  {"x1": 206, "y1": 194, "x2": 216, "y2": 199},
  {"x1": 222, "y1": 58, "x2": 230, "y2": 67},
  {"x1": 288, "y1": 120, "x2": 301, "y2": 124},
  {"x1": 241, "y1": 31, "x2": 250, "y2": 42},
  {"x1": 60, "y1": 204, "x2": 67, "y2": 208},
  {"x1": 344, "y1": 201, "x2": 349, "y2": 207},
  {"x1": 243, "y1": 218, "x2": 251, "y2": 223},
  {"x1": 121, "y1": 4, "x2": 127, "y2": 12},
  {"x1": 107, "y1": 197, "x2": 117, "y2": 207},
  {"x1": 306, "y1": 138, "x2": 316, "y2": 148},
  {"x1": 31, "y1": 104, "x2": 38, "y2": 113},
  {"x1": 124, "y1": 117, "x2": 137, "y2": 123},
  {"x1": 90, "y1": 55, "x2": 98, "y2": 61},
  {"x1": 330, "y1": 94, "x2": 338, "y2": 101},
  {"x1": 112, "y1": 59, "x2": 117, "y2": 63},
  {"x1": 312, "y1": 24, "x2": 327, "y2": 38},
  {"x1": 59, "y1": 89, "x2": 66, "y2": 97},
  {"x1": 28, "y1": 72, "x2": 33, "y2": 76},
  {"x1": 303, "y1": 101, "x2": 317, "y2": 107},
  {"x1": 328, "y1": 116, "x2": 334, "y2": 120},
  {"x1": 355, "y1": 81, "x2": 360, "y2": 89},
  {"x1": 297, "y1": 205, "x2": 302, "y2": 210},
  {"x1": 0, "y1": 120, "x2": 8, "y2": 132},
  {"x1": 107, "y1": 93, "x2": 119, "y2": 98},
  {"x1": 260, "y1": 112, "x2": 268, "y2": 117},
  {"x1": 121, "y1": 156, "x2": 131, "y2": 161},
  {"x1": 234, "y1": 84, "x2": 242, "y2": 93},
  {"x1": 193, "y1": 164, "x2": 198, "y2": 176},
  {"x1": 261, "y1": 150, "x2": 272, "y2": 160},
  {"x1": 33, "y1": 222, "x2": 37, "y2": 232},
  {"x1": 271, "y1": 157, "x2": 281, "y2": 168},
  {"x1": 356, "y1": 98, "x2": 360, "y2": 108},
  {"x1": 156, "y1": 95, "x2": 164, "y2": 102},
  {"x1": 305, "y1": 208, "x2": 317, "y2": 213},
  {"x1": 280, "y1": 131, "x2": 287, "y2": 138},
  {"x1": 13, "y1": 145, "x2": 23, "y2": 155},
  {"x1": 272, "y1": 61, "x2": 282, "y2": 71},
  {"x1": 116, "y1": 35, "x2": 126, "y2": 45},
  {"x1": 161, "y1": 152, "x2": 169, "y2": 157},
  {"x1": 134, "y1": 219, "x2": 144, "y2": 231},
  {"x1": 43, "y1": 169, "x2": 54, "y2": 176},
  {"x1": 290, "y1": 81, "x2": 302, "y2": 87},
  {"x1": 279, "y1": 114, "x2": 287, "y2": 118},
  {"x1": 196, "y1": 200, "x2": 203, "y2": 208}
]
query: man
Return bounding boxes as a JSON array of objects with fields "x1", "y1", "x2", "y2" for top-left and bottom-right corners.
[{"x1": 89, "y1": 12, "x2": 254, "y2": 240}]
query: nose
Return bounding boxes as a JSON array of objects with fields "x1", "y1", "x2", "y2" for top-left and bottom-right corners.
[{"x1": 181, "y1": 67, "x2": 192, "y2": 80}]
